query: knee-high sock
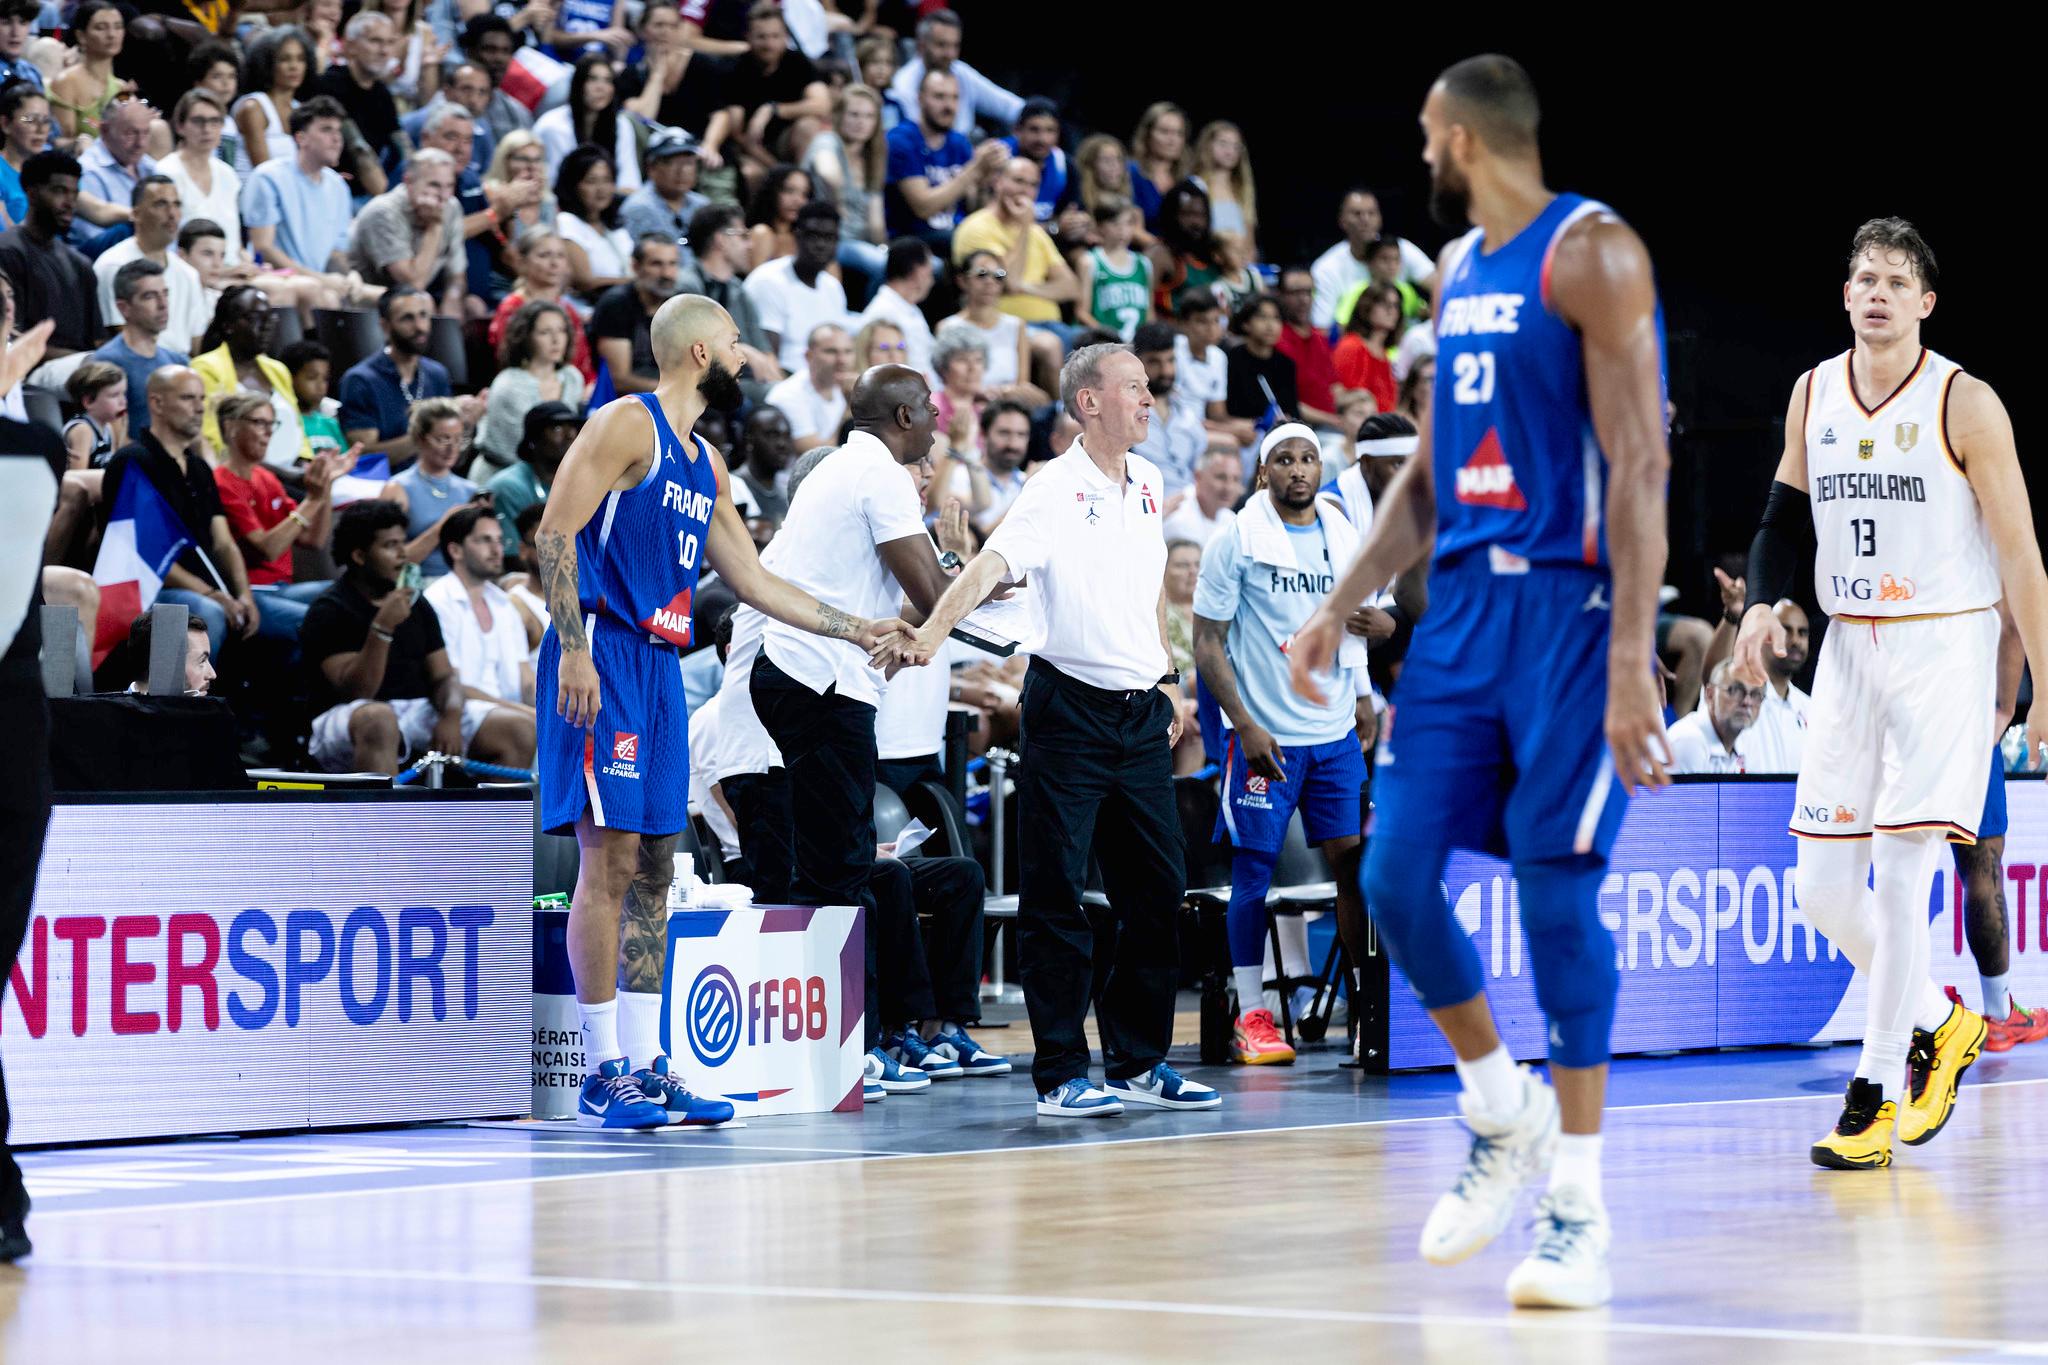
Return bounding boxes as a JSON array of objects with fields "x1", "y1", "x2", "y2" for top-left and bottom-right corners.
[
  {"x1": 1858, "y1": 829, "x2": 1944, "y2": 1093},
  {"x1": 1796, "y1": 836, "x2": 1950, "y2": 1034}
]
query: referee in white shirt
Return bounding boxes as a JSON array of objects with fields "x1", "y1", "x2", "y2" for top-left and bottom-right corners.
[{"x1": 899, "y1": 343, "x2": 1222, "y2": 1117}]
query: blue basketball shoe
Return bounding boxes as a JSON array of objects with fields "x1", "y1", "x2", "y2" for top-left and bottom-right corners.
[
  {"x1": 577, "y1": 1058, "x2": 669, "y2": 1130},
  {"x1": 634, "y1": 1056, "x2": 737, "y2": 1126},
  {"x1": 927, "y1": 1024, "x2": 1012, "y2": 1077},
  {"x1": 883, "y1": 1028, "x2": 964, "y2": 1080}
]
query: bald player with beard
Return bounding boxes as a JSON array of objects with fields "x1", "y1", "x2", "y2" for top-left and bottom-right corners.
[{"x1": 533, "y1": 294, "x2": 913, "y2": 1131}]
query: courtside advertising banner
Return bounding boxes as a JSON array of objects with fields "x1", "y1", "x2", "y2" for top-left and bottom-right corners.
[
  {"x1": 1, "y1": 795, "x2": 533, "y2": 1144},
  {"x1": 1385, "y1": 779, "x2": 2048, "y2": 1069}
]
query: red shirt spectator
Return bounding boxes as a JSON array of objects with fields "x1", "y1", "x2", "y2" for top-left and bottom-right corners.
[
  {"x1": 1276, "y1": 321, "x2": 1339, "y2": 419},
  {"x1": 1333, "y1": 334, "x2": 1398, "y2": 415},
  {"x1": 215, "y1": 458, "x2": 300, "y2": 584}
]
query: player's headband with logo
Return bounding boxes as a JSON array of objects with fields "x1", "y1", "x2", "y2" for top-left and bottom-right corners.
[
  {"x1": 1257, "y1": 422, "x2": 1320, "y2": 465},
  {"x1": 1356, "y1": 434, "x2": 1419, "y2": 459}
]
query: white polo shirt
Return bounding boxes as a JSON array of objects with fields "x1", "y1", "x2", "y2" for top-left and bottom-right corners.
[
  {"x1": 687, "y1": 691, "x2": 744, "y2": 860},
  {"x1": 859, "y1": 283, "x2": 938, "y2": 381},
  {"x1": 422, "y1": 573, "x2": 527, "y2": 705},
  {"x1": 983, "y1": 439, "x2": 1169, "y2": 692},
  {"x1": 1664, "y1": 710, "x2": 1745, "y2": 775},
  {"x1": 759, "y1": 431, "x2": 930, "y2": 707},
  {"x1": 876, "y1": 636, "x2": 952, "y2": 760},
  {"x1": 764, "y1": 370, "x2": 848, "y2": 446},
  {"x1": 1734, "y1": 681, "x2": 1810, "y2": 774},
  {"x1": 742, "y1": 256, "x2": 851, "y2": 373},
  {"x1": 710, "y1": 601, "x2": 783, "y2": 783}
]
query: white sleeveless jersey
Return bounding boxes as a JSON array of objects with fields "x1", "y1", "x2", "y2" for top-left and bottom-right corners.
[{"x1": 1804, "y1": 347, "x2": 2000, "y2": 618}]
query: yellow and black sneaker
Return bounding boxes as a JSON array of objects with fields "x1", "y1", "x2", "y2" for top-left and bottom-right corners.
[
  {"x1": 1811, "y1": 1078, "x2": 1895, "y2": 1170},
  {"x1": 1898, "y1": 1001, "x2": 1989, "y2": 1146}
]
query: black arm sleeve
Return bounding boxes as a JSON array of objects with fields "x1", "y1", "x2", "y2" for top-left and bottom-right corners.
[{"x1": 1744, "y1": 479, "x2": 1812, "y2": 614}]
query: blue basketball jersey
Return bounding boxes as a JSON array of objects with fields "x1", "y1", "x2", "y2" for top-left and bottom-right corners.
[
  {"x1": 1432, "y1": 191, "x2": 1645, "y2": 572},
  {"x1": 575, "y1": 393, "x2": 721, "y2": 646}
]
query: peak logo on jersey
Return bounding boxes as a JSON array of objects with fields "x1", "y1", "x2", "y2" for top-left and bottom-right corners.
[
  {"x1": 1877, "y1": 573, "x2": 1915, "y2": 602},
  {"x1": 1821, "y1": 427, "x2": 1837, "y2": 445},
  {"x1": 1455, "y1": 428, "x2": 1526, "y2": 509},
  {"x1": 1858, "y1": 438, "x2": 1875, "y2": 461},
  {"x1": 641, "y1": 588, "x2": 695, "y2": 645},
  {"x1": 1895, "y1": 421, "x2": 1919, "y2": 452},
  {"x1": 613, "y1": 733, "x2": 638, "y2": 763}
]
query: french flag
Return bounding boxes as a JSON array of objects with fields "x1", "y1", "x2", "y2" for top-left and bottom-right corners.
[
  {"x1": 91, "y1": 471, "x2": 195, "y2": 667},
  {"x1": 500, "y1": 47, "x2": 570, "y2": 112},
  {"x1": 330, "y1": 451, "x2": 391, "y2": 505}
]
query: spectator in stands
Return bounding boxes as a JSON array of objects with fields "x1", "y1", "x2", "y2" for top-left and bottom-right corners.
[
  {"x1": 677, "y1": 201, "x2": 781, "y2": 390},
  {"x1": 304, "y1": 497, "x2": 534, "y2": 774},
  {"x1": 1209, "y1": 230, "x2": 1263, "y2": 315},
  {"x1": 928, "y1": 321, "x2": 987, "y2": 445},
  {"x1": 231, "y1": 26, "x2": 311, "y2": 177},
  {"x1": 1163, "y1": 447, "x2": 1242, "y2": 549},
  {"x1": 62, "y1": 359, "x2": 125, "y2": 467},
  {"x1": 489, "y1": 227, "x2": 595, "y2": 384},
  {"x1": 459, "y1": 16, "x2": 536, "y2": 146},
  {"x1": 1130, "y1": 321, "x2": 1204, "y2": 498},
  {"x1": 193, "y1": 286, "x2": 311, "y2": 470},
  {"x1": 477, "y1": 299, "x2": 584, "y2": 476},
  {"x1": 1310, "y1": 188, "x2": 1435, "y2": 330},
  {"x1": 857, "y1": 235, "x2": 935, "y2": 377},
  {"x1": 536, "y1": 54, "x2": 642, "y2": 193},
  {"x1": 103, "y1": 366, "x2": 260, "y2": 659},
  {"x1": 91, "y1": 259, "x2": 189, "y2": 433},
  {"x1": 804, "y1": 84, "x2": 888, "y2": 295},
  {"x1": 765, "y1": 322, "x2": 851, "y2": 451},
  {"x1": 744, "y1": 198, "x2": 846, "y2": 373},
  {"x1": 619, "y1": 3, "x2": 733, "y2": 171},
  {"x1": 340, "y1": 288, "x2": 454, "y2": 458},
  {"x1": 581, "y1": 233, "x2": 670, "y2": 398},
  {"x1": 409, "y1": 103, "x2": 502, "y2": 317},
  {"x1": 423, "y1": 503, "x2": 534, "y2": 712},
  {"x1": 724, "y1": 1, "x2": 831, "y2": 169},
  {"x1": 1396, "y1": 353, "x2": 1432, "y2": 427},
  {"x1": 1075, "y1": 197, "x2": 1151, "y2": 342},
  {"x1": 1162, "y1": 532, "x2": 1198, "y2": 688},
  {"x1": 1702, "y1": 569, "x2": 1810, "y2": 772},
  {"x1": 998, "y1": 97, "x2": 1067, "y2": 228},
  {"x1": 163, "y1": 92, "x2": 245, "y2": 272},
  {"x1": 0, "y1": 80, "x2": 51, "y2": 228},
  {"x1": 477, "y1": 132, "x2": 556, "y2": 293},
  {"x1": 1273, "y1": 264, "x2": 1343, "y2": 429},
  {"x1": 744, "y1": 161, "x2": 815, "y2": 269},
  {"x1": 1336, "y1": 236, "x2": 1428, "y2": 334},
  {"x1": 486, "y1": 399, "x2": 576, "y2": 556},
  {"x1": 1191, "y1": 120, "x2": 1258, "y2": 248},
  {"x1": 1070, "y1": 133, "x2": 1137, "y2": 250},
  {"x1": 348, "y1": 147, "x2": 466, "y2": 315},
  {"x1": 1147, "y1": 179, "x2": 1219, "y2": 318},
  {"x1": 953, "y1": 155, "x2": 1075, "y2": 392},
  {"x1": 554, "y1": 144, "x2": 632, "y2": 301},
  {"x1": 938, "y1": 251, "x2": 1027, "y2": 391},
  {"x1": 401, "y1": 62, "x2": 495, "y2": 178},
  {"x1": 315, "y1": 11, "x2": 403, "y2": 178},
  {"x1": 0, "y1": 150, "x2": 96, "y2": 363},
  {"x1": 92, "y1": 176, "x2": 208, "y2": 351},
  {"x1": 380, "y1": 395, "x2": 479, "y2": 575},
  {"x1": 885, "y1": 8, "x2": 1020, "y2": 138},
  {"x1": 162, "y1": 48, "x2": 241, "y2": 170},
  {"x1": 1128, "y1": 101, "x2": 1189, "y2": 232},
  {"x1": 73, "y1": 95, "x2": 155, "y2": 252},
  {"x1": 0, "y1": 0, "x2": 41, "y2": 95},
  {"x1": 883, "y1": 67, "x2": 1002, "y2": 251},
  {"x1": 619, "y1": 126, "x2": 704, "y2": 252},
  {"x1": 1333, "y1": 280, "x2": 1401, "y2": 415},
  {"x1": 1224, "y1": 293, "x2": 1298, "y2": 440},
  {"x1": 1665, "y1": 659, "x2": 1757, "y2": 775},
  {"x1": 282, "y1": 338, "x2": 348, "y2": 460},
  {"x1": 212, "y1": 390, "x2": 347, "y2": 640},
  {"x1": 241, "y1": 96, "x2": 356, "y2": 285},
  {"x1": 47, "y1": 0, "x2": 126, "y2": 143},
  {"x1": 971, "y1": 395, "x2": 1030, "y2": 535},
  {"x1": 1171, "y1": 290, "x2": 1231, "y2": 442},
  {"x1": 126, "y1": 611, "x2": 215, "y2": 695},
  {"x1": 732, "y1": 404, "x2": 795, "y2": 520},
  {"x1": 853, "y1": 316, "x2": 907, "y2": 372}
]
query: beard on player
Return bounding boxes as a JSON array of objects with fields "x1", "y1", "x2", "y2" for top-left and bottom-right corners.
[
  {"x1": 697, "y1": 358, "x2": 744, "y2": 410},
  {"x1": 1429, "y1": 162, "x2": 1471, "y2": 230}
]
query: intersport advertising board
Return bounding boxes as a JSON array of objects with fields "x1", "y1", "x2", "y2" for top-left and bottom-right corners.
[{"x1": 1385, "y1": 779, "x2": 2048, "y2": 1069}]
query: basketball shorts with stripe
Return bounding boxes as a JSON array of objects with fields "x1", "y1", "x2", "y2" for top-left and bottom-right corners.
[
  {"x1": 537, "y1": 614, "x2": 692, "y2": 837},
  {"x1": 1790, "y1": 609, "x2": 1997, "y2": 843}
]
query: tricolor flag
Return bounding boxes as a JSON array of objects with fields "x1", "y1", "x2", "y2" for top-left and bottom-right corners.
[
  {"x1": 91, "y1": 471, "x2": 195, "y2": 667},
  {"x1": 500, "y1": 47, "x2": 570, "y2": 112},
  {"x1": 330, "y1": 451, "x2": 391, "y2": 505}
]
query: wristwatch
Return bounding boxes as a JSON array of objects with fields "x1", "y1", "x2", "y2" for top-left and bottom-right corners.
[
  {"x1": 1158, "y1": 671, "x2": 1182, "y2": 686},
  {"x1": 938, "y1": 550, "x2": 965, "y2": 573}
]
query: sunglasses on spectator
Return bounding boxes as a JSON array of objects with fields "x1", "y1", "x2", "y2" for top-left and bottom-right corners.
[
  {"x1": 969, "y1": 267, "x2": 1007, "y2": 280},
  {"x1": 870, "y1": 341, "x2": 908, "y2": 353}
]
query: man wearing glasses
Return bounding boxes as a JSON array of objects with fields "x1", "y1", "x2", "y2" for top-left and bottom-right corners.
[
  {"x1": 858, "y1": 236, "x2": 938, "y2": 379},
  {"x1": 1663, "y1": 660, "x2": 1758, "y2": 775}
]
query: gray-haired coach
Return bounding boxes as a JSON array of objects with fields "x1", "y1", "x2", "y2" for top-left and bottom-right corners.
[{"x1": 894, "y1": 343, "x2": 1223, "y2": 1118}]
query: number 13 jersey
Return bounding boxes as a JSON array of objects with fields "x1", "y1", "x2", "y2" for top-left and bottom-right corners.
[{"x1": 1804, "y1": 347, "x2": 1999, "y2": 619}]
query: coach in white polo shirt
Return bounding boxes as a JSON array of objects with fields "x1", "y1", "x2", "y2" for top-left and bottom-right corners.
[
  {"x1": 1665, "y1": 660, "x2": 1757, "y2": 775},
  {"x1": 764, "y1": 322, "x2": 852, "y2": 450},
  {"x1": 900, "y1": 342, "x2": 1223, "y2": 1119}
]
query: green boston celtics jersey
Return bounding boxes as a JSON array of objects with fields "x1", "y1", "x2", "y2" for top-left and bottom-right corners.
[{"x1": 1088, "y1": 247, "x2": 1152, "y2": 341}]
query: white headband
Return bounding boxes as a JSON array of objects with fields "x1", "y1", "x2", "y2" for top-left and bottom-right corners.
[
  {"x1": 1356, "y1": 434, "x2": 1419, "y2": 459},
  {"x1": 1258, "y1": 422, "x2": 1319, "y2": 465}
]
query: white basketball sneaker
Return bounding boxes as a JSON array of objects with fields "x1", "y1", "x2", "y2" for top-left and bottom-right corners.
[
  {"x1": 1418, "y1": 1067, "x2": 1559, "y2": 1265},
  {"x1": 1505, "y1": 1185, "x2": 1612, "y2": 1309}
]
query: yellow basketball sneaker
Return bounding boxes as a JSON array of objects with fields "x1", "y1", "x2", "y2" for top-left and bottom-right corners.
[
  {"x1": 1898, "y1": 1000, "x2": 1988, "y2": 1146},
  {"x1": 1811, "y1": 1078, "x2": 1895, "y2": 1170}
]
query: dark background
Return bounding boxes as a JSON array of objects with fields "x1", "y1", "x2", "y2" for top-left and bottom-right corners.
[{"x1": 973, "y1": 12, "x2": 2032, "y2": 620}]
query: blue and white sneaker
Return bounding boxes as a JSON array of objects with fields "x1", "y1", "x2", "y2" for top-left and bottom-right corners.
[
  {"x1": 633, "y1": 1055, "x2": 737, "y2": 1126},
  {"x1": 1035, "y1": 1077, "x2": 1124, "y2": 1118},
  {"x1": 885, "y1": 1029, "x2": 964, "y2": 1080},
  {"x1": 577, "y1": 1058, "x2": 669, "y2": 1130},
  {"x1": 863, "y1": 1073, "x2": 886, "y2": 1103},
  {"x1": 927, "y1": 1025, "x2": 1012, "y2": 1077},
  {"x1": 866, "y1": 1046, "x2": 931, "y2": 1093},
  {"x1": 1106, "y1": 1063, "x2": 1222, "y2": 1110}
]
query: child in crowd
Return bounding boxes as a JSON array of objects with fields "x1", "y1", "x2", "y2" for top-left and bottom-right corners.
[
  {"x1": 1076, "y1": 197, "x2": 1151, "y2": 342},
  {"x1": 283, "y1": 340, "x2": 348, "y2": 459}
]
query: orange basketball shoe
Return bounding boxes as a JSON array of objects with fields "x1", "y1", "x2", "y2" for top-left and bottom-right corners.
[
  {"x1": 1233, "y1": 1008, "x2": 1296, "y2": 1065},
  {"x1": 1953, "y1": 985, "x2": 2048, "y2": 1052}
]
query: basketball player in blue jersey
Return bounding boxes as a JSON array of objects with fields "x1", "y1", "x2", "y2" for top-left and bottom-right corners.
[
  {"x1": 534, "y1": 294, "x2": 914, "y2": 1130},
  {"x1": 1289, "y1": 56, "x2": 1672, "y2": 1309}
]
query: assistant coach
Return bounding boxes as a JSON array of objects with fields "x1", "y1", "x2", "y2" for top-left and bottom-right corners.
[{"x1": 899, "y1": 343, "x2": 1222, "y2": 1118}]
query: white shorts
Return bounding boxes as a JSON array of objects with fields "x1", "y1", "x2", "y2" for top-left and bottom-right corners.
[
  {"x1": 309, "y1": 697, "x2": 500, "y2": 772},
  {"x1": 1790, "y1": 609, "x2": 1998, "y2": 843}
]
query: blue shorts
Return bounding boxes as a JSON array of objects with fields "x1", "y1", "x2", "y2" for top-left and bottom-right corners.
[
  {"x1": 537, "y1": 614, "x2": 691, "y2": 837},
  {"x1": 1215, "y1": 732, "x2": 1366, "y2": 855},
  {"x1": 1981, "y1": 747, "x2": 2008, "y2": 841},
  {"x1": 1373, "y1": 554, "x2": 1629, "y2": 862}
]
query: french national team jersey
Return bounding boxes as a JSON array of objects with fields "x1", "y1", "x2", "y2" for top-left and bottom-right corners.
[
  {"x1": 1433, "y1": 191, "x2": 1656, "y2": 572},
  {"x1": 574, "y1": 392, "x2": 721, "y2": 646}
]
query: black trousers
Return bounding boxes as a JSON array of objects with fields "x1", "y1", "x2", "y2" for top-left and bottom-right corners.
[
  {"x1": 749, "y1": 653, "x2": 880, "y2": 908},
  {"x1": 875, "y1": 752, "x2": 943, "y2": 801},
  {"x1": 1015, "y1": 660, "x2": 1185, "y2": 1093},
  {"x1": 867, "y1": 854, "x2": 986, "y2": 1036},
  {"x1": 724, "y1": 767, "x2": 793, "y2": 903},
  {"x1": 0, "y1": 668, "x2": 51, "y2": 1229}
]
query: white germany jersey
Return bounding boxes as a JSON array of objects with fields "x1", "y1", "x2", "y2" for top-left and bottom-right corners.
[{"x1": 1804, "y1": 347, "x2": 2000, "y2": 619}]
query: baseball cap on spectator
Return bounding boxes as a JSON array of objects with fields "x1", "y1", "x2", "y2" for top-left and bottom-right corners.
[
  {"x1": 646, "y1": 127, "x2": 701, "y2": 162},
  {"x1": 520, "y1": 401, "x2": 582, "y2": 459}
]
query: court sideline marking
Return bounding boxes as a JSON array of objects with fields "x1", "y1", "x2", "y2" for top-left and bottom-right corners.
[{"x1": 29, "y1": 1077, "x2": 2048, "y2": 1221}]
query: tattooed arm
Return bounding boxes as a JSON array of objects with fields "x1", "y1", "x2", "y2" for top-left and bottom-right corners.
[
  {"x1": 536, "y1": 401, "x2": 657, "y2": 726},
  {"x1": 617, "y1": 834, "x2": 678, "y2": 994}
]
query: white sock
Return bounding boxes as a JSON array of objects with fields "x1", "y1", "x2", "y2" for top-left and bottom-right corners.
[
  {"x1": 1918, "y1": 979, "x2": 1953, "y2": 1032},
  {"x1": 1981, "y1": 973, "x2": 2012, "y2": 1019},
  {"x1": 1275, "y1": 913, "x2": 1311, "y2": 979},
  {"x1": 618, "y1": 990, "x2": 664, "y2": 1068},
  {"x1": 1855, "y1": 1027, "x2": 1911, "y2": 1099},
  {"x1": 1550, "y1": 1132, "x2": 1604, "y2": 1204},
  {"x1": 578, "y1": 997, "x2": 621, "y2": 1071},
  {"x1": 1233, "y1": 966, "x2": 1267, "y2": 1014},
  {"x1": 1453, "y1": 1044, "x2": 1522, "y2": 1117}
]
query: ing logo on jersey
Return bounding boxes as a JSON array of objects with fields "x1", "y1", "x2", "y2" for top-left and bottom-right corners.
[
  {"x1": 1454, "y1": 427, "x2": 1526, "y2": 510},
  {"x1": 1877, "y1": 573, "x2": 1915, "y2": 602}
]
